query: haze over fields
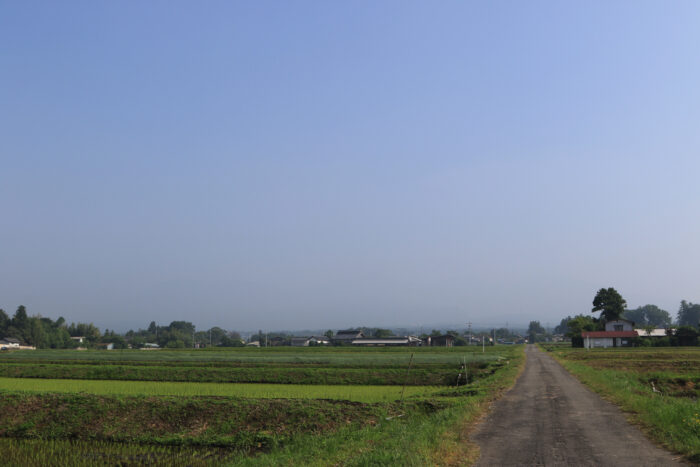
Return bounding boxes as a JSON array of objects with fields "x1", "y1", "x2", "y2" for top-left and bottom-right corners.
[{"x1": 2, "y1": 2, "x2": 699, "y2": 332}]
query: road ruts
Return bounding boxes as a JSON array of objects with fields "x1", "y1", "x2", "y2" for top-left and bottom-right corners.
[{"x1": 471, "y1": 345, "x2": 684, "y2": 466}]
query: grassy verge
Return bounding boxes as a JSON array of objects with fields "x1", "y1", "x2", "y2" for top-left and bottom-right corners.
[
  {"x1": 543, "y1": 346, "x2": 700, "y2": 463},
  {"x1": 240, "y1": 345, "x2": 525, "y2": 466}
]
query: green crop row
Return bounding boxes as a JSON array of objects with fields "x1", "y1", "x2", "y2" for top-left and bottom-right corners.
[
  {"x1": 0, "y1": 378, "x2": 443, "y2": 402},
  {"x1": 0, "y1": 347, "x2": 505, "y2": 366},
  {"x1": 0, "y1": 362, "x2": 494, "y2": 385}
]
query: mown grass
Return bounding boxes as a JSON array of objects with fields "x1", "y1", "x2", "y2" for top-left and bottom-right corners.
[{"x1": 543, "y1": 345, "x2": 700, "y2": 463}]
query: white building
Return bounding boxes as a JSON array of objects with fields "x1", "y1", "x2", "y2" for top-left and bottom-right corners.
[
  {"x1": 582, "y1": 319, "x2": 637, "y2": 349},
  {"x1": 0, "y1": 338, "x2": 21, "y2": 349}
]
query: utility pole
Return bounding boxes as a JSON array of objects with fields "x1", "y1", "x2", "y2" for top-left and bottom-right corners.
[{"x1": 467, "y1": 322, "x2": 472, "y2": 346}]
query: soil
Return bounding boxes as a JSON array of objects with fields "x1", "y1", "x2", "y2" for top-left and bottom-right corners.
[{"x1": 471, "y1": 345, "x2": 685, "y2": 466}]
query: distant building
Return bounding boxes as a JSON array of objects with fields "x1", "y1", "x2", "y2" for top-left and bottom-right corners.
[
  {"x1": 634, "y1": 328, "x2": 673, "y2": 337},
  {"x1": 269, "y1": 336, "x2": 288, "y2": 346},
  {"x1": 424, "y1": 335, "x2": 455, "y2": 347},
  {"x1": 351, "y1": 336, "x2": 422, "y2": 347},
  {"x1": 0, "y1": 337, "x2": 21, "y2": 349},
  {"x1": 582, "y1": 319, "x2": 637, "y2": 348},
  {"x1": 332, "y1": 330, "x2": 365, "y2": 345},
  {"x1": 291, "y1": 336, "x2": 331, "y2": 347},
  {"x1": 70, "y1": 336, "x2": 85, "y2": 344},
  {"x1": 310, "y1": 336, "x2": 330, "y2": 345}
]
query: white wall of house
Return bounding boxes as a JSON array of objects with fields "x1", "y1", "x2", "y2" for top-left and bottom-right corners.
[
  {"x1": 584, "y1": 336, "x2": 633, "y2": 348},
  {"x1": 585, "y1": 337, "x2": 614, "y2": 348},
  {"x1": 604, "y1": 320, "x2": 634, "y2": 332}
]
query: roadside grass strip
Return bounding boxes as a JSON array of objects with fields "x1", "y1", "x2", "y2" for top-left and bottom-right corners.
[
  {"x1": 547, "y1": 347, "x2": 700, "y2": 463},
  {"x1": 0, "y1": 377, "x2": 442, "y2": 402}
]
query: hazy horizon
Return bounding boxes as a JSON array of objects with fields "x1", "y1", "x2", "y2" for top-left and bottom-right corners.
[{"x1": 3, "y1": 2, "x2": 699, "y2": 333}]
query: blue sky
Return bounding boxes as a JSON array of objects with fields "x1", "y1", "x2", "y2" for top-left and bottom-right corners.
[{"x1": 2, "y1": 1, "x2": 699, "y2": 332}]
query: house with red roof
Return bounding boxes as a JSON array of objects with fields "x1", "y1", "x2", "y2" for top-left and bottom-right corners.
[{"x1": 582, "y1": 318, "x2": 637, "y2": 349}]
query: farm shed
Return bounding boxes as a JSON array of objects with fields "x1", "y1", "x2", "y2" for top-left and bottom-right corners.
[
  {"x1": 0, "y1": 338, "x2": 21, "y2": 349},
  {"x1": 332, "y1": 330, "x2": 365, "y2": 344},
  {"x1": 291, "y1": 336, "x2": 332, "y2": 346},
  {"x1": 581, "y1": 331, "x2": 638, "y2": 349},
  {"x1": 291, "y1": 337, "x2": 311, "y2": 347},
  {"x1": 634, "y1": 328, "x2": 673, "y2": 337},
  {"x1": 309, "y1": 336, "x2": 330, "y2": 345},
  {"x1": 424, "y1": 335, "x2": 455, "y2": 347},
  {"x1": 351, "y1": 336, "x2": 422, "y2": 347}
]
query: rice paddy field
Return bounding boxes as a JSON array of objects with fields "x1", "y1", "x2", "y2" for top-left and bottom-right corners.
[
  {"x1": 540, "y1": 345, "x2": 700, "y2": 463},
  {"x1": 0, "y1": 377, "x2": 441, "y2": 401},
  {"x1": 0, "y1": 345, "x2": 524, "y2": 465}
]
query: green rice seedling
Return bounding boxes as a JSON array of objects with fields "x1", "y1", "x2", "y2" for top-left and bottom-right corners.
[{"x1": 0, "y1": 377, "x2": 442, "y2": 402}]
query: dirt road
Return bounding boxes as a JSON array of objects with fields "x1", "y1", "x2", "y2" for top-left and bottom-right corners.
[{"x1": 471, "y1": 345, "x2": 683, "y2": 466}]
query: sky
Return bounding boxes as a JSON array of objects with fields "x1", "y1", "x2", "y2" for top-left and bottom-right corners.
[{"x1": 2, "y1": 1, "x2": 700, "y2": 333}]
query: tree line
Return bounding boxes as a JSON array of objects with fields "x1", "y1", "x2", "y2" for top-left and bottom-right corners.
[
  {"x1": 0, "y1": 305, "x2": 246, "y2": 349},
  {"x1": 0, "y1": 306, "x2": 101, "y2": 349}
]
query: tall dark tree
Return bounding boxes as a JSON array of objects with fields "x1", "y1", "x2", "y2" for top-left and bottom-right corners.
[
  {"x1": 677, "y1": 301, "x2": 700, "y2": 328},
  {"x1": 592, "y1": 287, "x2": 627, "y2": 322},
  {"x1": 564, "y1": 315, "x2": 598, "y2": 338},
  {"x1": 623, "y1": 305, "x2": 671, "y2": 327},
  {"x1": 527, "y1": 321, "x2": 546, "y2": 343},
  {"x1": 554, "y1": 316, "x2": 571, "y2": 335},
  {"x1": 26, "y1": 318, "x2": 47, "y2": 347},
  {"x1": 0, "y1": 309, "x2": 9, "y2": 335},
  {"x1": 12, "y1": 305, "x2": 29, "y2": 336}
]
